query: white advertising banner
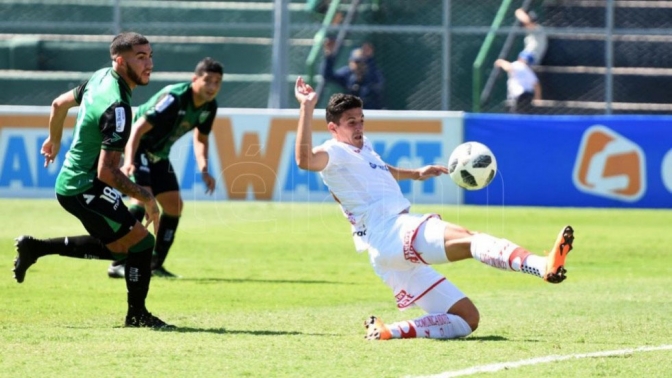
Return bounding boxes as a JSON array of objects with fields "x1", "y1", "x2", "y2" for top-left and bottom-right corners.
[{"x1": 0, "y1": 107, "x2": 463, "y2": 205}]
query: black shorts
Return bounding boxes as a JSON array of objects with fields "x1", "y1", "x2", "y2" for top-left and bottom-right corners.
[
  {"x1": 57, "y1": 179, "x2": 138, "y2": 244},
  {"x1": 132, "y1": 152, "x2": 180, "y2": 195},
  {"x1": 508, "y1": 92, "x2": 535, "y2": 114}
]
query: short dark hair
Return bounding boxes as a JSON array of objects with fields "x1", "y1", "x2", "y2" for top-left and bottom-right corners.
[
  {"x1": 326, "y1": 93, "x2": 363, "y2": 124},
  {"x1": 110, "y1": 32, "x2": 149, "y2": 59},
  {"x1": 195, "y1": 57, "x2": 224, "y2": 76}
]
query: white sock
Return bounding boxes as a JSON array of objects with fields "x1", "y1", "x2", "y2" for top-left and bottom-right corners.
[
  {"x1": 519, "y1": 254, "x2": 546, "y2": 278},
  {"x1": 388, "y1": 313, "x2": 472, "y2": 339},
  {"x1": 470, "y1": 233, "x2": 519, "y2": 271}
]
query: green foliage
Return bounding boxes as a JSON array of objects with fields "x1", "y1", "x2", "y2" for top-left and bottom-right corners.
[{"x1": 1, "y1": 199, "x2": 671, "y2": 377}]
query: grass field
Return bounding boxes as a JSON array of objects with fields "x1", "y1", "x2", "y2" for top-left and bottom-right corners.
[{"x1": 1, "y1": 198, "x2": 671, "y2": 377}]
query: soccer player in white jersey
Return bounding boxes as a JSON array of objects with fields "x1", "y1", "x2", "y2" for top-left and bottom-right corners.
[{"x1": 293, "y1": 77, "x2": 575, "y2": 340}]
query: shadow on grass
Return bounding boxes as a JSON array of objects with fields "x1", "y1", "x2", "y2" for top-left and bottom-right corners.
[
  {"x1": 451, "y1": 335, "x2": 509, "y2": 342},
  {"x1": 177, "y1": 277, "x2": 359, "y2": 285},
  {"x1": 153, "y1": 327, "x2": 338, "y2": 337}
]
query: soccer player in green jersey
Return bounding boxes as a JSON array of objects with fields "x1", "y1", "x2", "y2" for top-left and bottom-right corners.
[
  {"x1": 106, "y1": 57, "x2": 223, "y2": 279},
  {"x1": 13, "y1": 32, "x2": 174, "y2": 329}
]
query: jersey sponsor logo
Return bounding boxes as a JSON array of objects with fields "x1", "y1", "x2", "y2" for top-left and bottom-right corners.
[
  {"x1": 573, "y1": 125, "x2": 646, "y2": 202},
  {"x1": 155, "y1": 94, "x2": 175, "y2": 113},
  {"x1": 114, "y1": 107, "x2": 125, "y2": 132},
  {"x1": 199, "y1": 111, "x2": 210, "y2": 124},
  {"x1": 368, "y1": 162, "x2": 389, "y2": 171},
  {"x1": 352, "y1": 230, "x2": 366, "y2": 237}
]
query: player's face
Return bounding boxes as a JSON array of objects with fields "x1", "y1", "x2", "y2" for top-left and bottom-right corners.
[
  {"x1": 332, "y1": 108, "x2": 364, "y2": 148},
  {"x1": 121, "y1": 44, "x2": 153, "y2": 87},
  {"x1": 192, "y1": 72, "x2": 223, "y2": 104}
]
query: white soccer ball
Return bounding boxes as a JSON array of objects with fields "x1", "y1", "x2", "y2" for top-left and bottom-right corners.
[{"x1": 448, "y1": 141, "x2": 497, "y2": 190}]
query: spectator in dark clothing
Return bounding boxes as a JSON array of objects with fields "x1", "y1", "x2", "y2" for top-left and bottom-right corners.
[{"x1": 320, "y1": 40, "x2": 384, "y2": 109}]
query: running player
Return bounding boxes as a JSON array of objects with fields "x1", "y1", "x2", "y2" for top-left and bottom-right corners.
[
  {"x1": 13, "y1": 32, "x2": 174, "y2": 329},
  {"x1": 293, "y1": 76, "x2": 574, "y2": 340},
  {"x1": 106, "y1": 57, "x2": 223, "y2": 279}
]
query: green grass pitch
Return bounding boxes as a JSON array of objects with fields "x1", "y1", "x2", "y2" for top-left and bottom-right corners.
[{"x1": 1, "y1": 199, "x2": 671, "y2": 377}]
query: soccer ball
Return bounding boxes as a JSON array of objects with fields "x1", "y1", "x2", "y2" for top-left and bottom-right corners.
[{"x1": 448, "y1": 141, "x2": 497, "y2": 190}]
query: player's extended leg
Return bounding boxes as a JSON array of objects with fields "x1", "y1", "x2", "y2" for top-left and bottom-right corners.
[
  {"x1": 365, "y1": 278, "x2": 479, "y2": 340},
  {"x1": 365, "y1": 303, "x2": 476, "y2": 340},
  {"x1": 152, "y1": 190, "x2": 182, "y2": 278},
  {"x1": 442, "y1": 223, "x2": 575, "y2": 283},
  {"x1": 13, "y1": 235, "x2": 122, "y2": 283}
]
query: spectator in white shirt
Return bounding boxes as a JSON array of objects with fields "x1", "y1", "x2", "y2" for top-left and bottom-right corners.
[{"x1": 495, "y1": 52, "x2": 542, "y2": 114}]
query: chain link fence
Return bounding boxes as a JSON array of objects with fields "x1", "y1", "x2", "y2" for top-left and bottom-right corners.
[{"x1": 1, "y1": 0, "x2": 671, "y2": 114}]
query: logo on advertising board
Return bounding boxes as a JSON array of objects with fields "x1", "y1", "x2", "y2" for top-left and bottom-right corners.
[
  {"x1": 0, "y1": 111, "x2": 462, "y2": 204},
  {"x1": 573, "y1": 125, "x2": 646, "y2": 202}
]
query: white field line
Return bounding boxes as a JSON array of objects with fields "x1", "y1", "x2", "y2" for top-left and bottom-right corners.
[{"x1": 410, "y1": 345, "x2": 672, "y2": 378}]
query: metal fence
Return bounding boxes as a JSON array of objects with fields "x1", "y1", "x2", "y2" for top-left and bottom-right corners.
[{"x1": 1, "y1": 0, "x2": 671, "y2": 114}]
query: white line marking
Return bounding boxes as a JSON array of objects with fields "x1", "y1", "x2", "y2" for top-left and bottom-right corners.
[{"x1": 412, "y1": 345, "x2": 672, "y2": 378}]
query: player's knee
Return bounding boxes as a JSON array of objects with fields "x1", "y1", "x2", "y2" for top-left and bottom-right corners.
[
  {"x1": 463, "y1": 309, "x2": 480, "y2": 332},
  {"x1": 129, "y1": 232, "x2": 155, "y2": 254},
  {"x1": 449, "y1": 297, "x2": 480, "y2": 332},
  {"x1": 161, "y1": 198, "x2": 183, "y2": 216}
]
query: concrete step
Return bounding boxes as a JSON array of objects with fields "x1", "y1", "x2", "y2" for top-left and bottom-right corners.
[
  {"x1": 542, "y1": 35, "x2": 672, "y2": 68},
  {"x1": 543, "y1": 2, "x2": 672, "y2": 28},
  {"x1": 538, "y1": 70, "x2": 672, "y2": 104},
  {"x1": 0, "y1": 36, "x2": 313, "y2": 74},
  {"x1": 0, "y1": 71, "x2": 273, "y2": 108},
  {"x1": 0, "y1": 1, "x2": 319, "y2": 36}
]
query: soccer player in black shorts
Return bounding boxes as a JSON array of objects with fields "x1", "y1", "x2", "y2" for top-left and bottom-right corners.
[
  {"x1": 13, "y1": 32, "x2": 174, "y2": 329},
  {"x1": 107, "y1": 57, "x2": 223, "y2": 279}
]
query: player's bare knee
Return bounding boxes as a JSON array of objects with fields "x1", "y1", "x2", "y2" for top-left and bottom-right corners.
[
  {"x1": 448, "y1": 297, "x2": 480, "y2": 331},
  {"x1": 105, "y1": 240, "x2": 127, "y2": 254},
  {"x1": 464, "y1": 309, "x2": 480, "y2": 332},
  {"x1": 107, "y1": 222, "x2": 149, "y2": 253}
]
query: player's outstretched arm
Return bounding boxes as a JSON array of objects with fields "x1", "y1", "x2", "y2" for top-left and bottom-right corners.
[
  {"x1": 387, "y1": 165, "x2": 448, "y2": 181},
  {"x1": 42, "y1": 90, "x2": 79, "y2": 167},
  {"x1": 294, "y1": 76, "x2": 328, "y2": 172}
]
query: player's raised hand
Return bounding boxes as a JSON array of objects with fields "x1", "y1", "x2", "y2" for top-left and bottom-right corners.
[
  {"x1": 295, "y1": 76, "x2": 318, "y2": 106},
  {"x1": 40, "y1": 137, "x2": 60, "y2": 167},
  {"x1": 417, "y1": 165, "x2": 449, "y2": 181}
]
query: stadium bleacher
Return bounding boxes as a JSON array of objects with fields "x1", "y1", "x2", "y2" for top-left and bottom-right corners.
[
  {"x1": 0, "y1": 0, "x2": 317, "y2": 108},
  {"x1": 536, "y1": 0, "x2": 672, "y2": 114}
]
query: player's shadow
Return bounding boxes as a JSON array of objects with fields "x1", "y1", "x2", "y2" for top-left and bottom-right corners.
[
  {"x1": 178, "y1": 277, "x2": 359, "y2": 285},
  {"x1": 450, "y1": 335, "x2": 509, "y2": 342},
  {"x1": 155, "y1": 327, "x2": 338, "y2": 337}
]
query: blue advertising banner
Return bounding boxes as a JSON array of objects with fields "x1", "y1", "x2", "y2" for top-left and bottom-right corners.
[{"x1": 464, "y1": 114, "x2": 672, "y2": 208}]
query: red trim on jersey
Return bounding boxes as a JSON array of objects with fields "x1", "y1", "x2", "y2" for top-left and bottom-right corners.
[{"x1": 402, "y1": 213, "x2": 441, "y2": 265}]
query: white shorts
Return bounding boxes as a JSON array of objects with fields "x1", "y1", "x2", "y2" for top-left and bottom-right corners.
[{"x1": 366, "y1": 213, "x2": 466, "y2": 312}]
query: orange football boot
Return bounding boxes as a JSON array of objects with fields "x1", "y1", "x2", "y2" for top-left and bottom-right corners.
[
  {"x1": 364, "y1": 316, "x2": 392, "y2": 340},
  {"x1": 544, "y1": 225, "x2": 574, "y2": 283}
]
